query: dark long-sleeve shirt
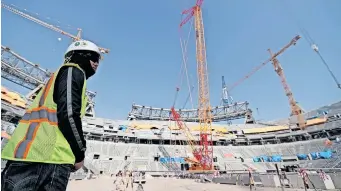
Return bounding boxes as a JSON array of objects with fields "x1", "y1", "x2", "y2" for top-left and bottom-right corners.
[{"x1": 53, "y1": 66, "x2": 87, "y2": 163}]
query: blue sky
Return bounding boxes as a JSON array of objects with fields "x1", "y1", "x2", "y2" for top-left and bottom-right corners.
[{"x1": 2, "y1": 0, "x2": 340, "y2": 121}]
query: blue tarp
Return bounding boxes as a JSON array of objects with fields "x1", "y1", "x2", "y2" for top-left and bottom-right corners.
[
  {"x1": 118, "y1": 125, "x2": 127, "y2": 132},
  {"x1": 160, "y1": 157, "x2": 185, "y2": 163},
  {"x1": 297, "y1": 154, "x2": 308, "y2": 160},
  {"x1": 253, "y1": 157, "x2": 261, "y2": 162},
  {"x1": 310, "y1": 152, "x2": 320, "y2": 160},
  {"x1": 261, "y1": 156, "x2": 271, "y2": 162},
  {"x1": 271, "y1": 155, "x2": 282, "y2": 162},
  {"x1": 319, "y1": 150, "x2": 332, "y2": 159}
]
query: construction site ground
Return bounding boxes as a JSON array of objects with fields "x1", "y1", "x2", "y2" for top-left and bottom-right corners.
[{"x1": 67, "y1": 176, "x2": 311, "y2": 191}]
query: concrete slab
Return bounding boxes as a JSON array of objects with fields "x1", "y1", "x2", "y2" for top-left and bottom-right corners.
[{"x1": 67, "y1": 177, "x2": 310, "y2": 191}]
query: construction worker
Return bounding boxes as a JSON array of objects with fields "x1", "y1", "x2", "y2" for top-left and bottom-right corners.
[
  {"x1": 1, "y1": 40, "x2": 102, "y2": 191},
  {"x1": 113, "y1": 171, "x2": 125, "y2": 191}
]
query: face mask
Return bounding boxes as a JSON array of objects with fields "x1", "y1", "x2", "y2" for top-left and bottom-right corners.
[{"x1": 67, "y1": 51, "x2": 101, "y2": 79}]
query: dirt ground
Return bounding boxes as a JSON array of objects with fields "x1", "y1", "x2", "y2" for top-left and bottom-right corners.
[{"x1": 67, "y1": 177, "x2": 310, "y2": 191}]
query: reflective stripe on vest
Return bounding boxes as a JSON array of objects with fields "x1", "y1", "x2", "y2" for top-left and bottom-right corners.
[
  {"x1": 13, "y1": 74, "x2": 57, "y2": 159},
  {"x1": 39, "y1": 74, "x2": 54, "y2": 107},
  {"x1": 21, "y1": 107, "x2": 57, "y2": 124}
]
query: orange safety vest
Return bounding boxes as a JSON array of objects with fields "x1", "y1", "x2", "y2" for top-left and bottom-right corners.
[{"x1": 1, "y1": 63, "x2": 87, "y2": 164}]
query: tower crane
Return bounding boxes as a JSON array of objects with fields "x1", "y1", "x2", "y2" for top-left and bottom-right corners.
[
  {"x1": 268, "y1": 48, "x2": 305, "y2": 129},
  {"x1": 177, "y1": 0, "x2": 213, "y2": 171},
  {"x1": 221, "y1": 76, "x2": 233, "y2": 125},
  {"x1": 221, "y1": 76, "x2": 234, "y2": 105},
  {"x1": 227, "y1": 35, "x2": 301, "y2": 93},
  {"x1": 1, "y1": 3, "x2": 110, "y2": 54},
  {"x1": 224, "y1": 35, "x2": 305, "y2": 128}
]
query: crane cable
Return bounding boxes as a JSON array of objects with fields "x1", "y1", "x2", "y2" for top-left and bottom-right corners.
[
  {"x1": 280, "y1": 1, "x2": 341, "y2": 89},
  {"x1": 182, "y1": 85, "x2": 195, "y2": 109},
  {"x1": 181, "y1": 20, "x2": 195, "y2": 109},
  {"x1": 174, "y1": 14, "x2": 195, "y2": 109},
  {"x1": 301, "y1": 29, "x2": 341, "y2": 89}
]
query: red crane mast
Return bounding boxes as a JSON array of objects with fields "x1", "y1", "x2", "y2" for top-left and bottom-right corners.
[{"x1": 178, "y1": 0, "x2": 213, "y2": 170}]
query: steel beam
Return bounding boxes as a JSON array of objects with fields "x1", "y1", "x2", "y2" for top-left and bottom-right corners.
[
  {"x1": 1, "y1": 45, "x2": 96, "y2": 117},
  {"x1": 128, "y1": 101, "x2": 250, "y2": 122}
]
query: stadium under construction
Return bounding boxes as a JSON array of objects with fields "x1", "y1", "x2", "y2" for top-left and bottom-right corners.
[{"x1": 1, "y1": 1, "x2": 341, "y2": 191}]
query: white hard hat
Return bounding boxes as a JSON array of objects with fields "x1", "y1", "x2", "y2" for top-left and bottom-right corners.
[{"x1": 65, "y1": 40, "x2": 101, "y2": 57}]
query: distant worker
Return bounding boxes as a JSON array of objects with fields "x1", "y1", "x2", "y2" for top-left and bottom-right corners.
[
  {"x1": 248, "y1": 168, "x2": 256, "y2": 190},
  {"x1": 1, "y1": 40, "x2": 102, "y2": 191},
  {"x1": 114, "y1": 171, "x2": 125, "y2": 191}
]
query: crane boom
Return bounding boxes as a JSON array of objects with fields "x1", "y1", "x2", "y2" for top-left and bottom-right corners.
[
  {"x1": 170, "y1": 107, "x2": 199, "y2": 158},
  {"x1": 179, "y1": 0, "x2": 213, "y2": 170},
  {"x1": 225, "y1": 35, "x2": 304, "y2": 128},
  {"x1": 228, "y1": 35, "x2": 301, "y2": 92},
  {"x1": 194, "y1": 4, "x2": 213, "y2": 170},
  {"x1": 1, "y1": 3, "x2": 109, "y2": 54},
  {"x1": 268, "y1": 48, "x2": 305, "y2": 129}
]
